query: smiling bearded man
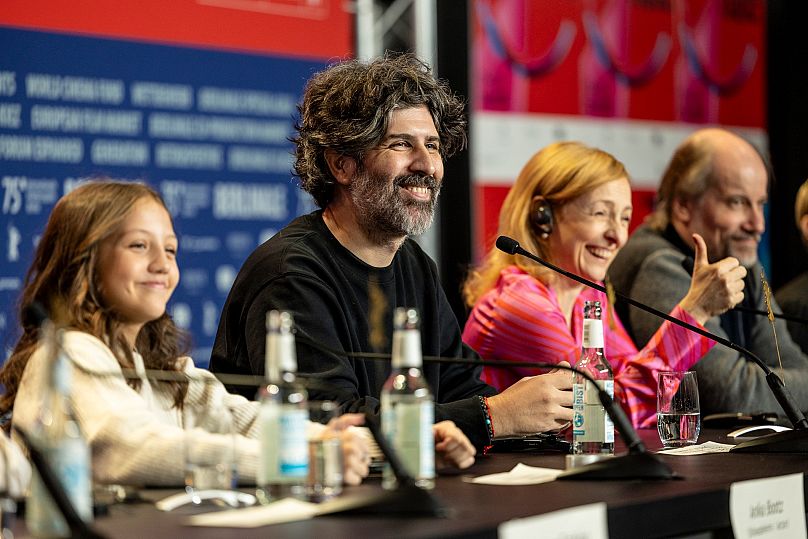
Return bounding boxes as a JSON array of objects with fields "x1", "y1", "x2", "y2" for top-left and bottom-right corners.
[{"x1": 210, "y1": 53, "x2": 581, "y2": 454}]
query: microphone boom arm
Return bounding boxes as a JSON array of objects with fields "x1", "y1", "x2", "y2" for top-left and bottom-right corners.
[
  {"x1": 496, "y1": 235, "x2": 808, "y2": 431},
  {"x1": 294, "y1": 334, "x2": 649, "y2": 456}
]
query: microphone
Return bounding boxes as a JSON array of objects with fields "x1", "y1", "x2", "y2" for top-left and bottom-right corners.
[
  {"x1": 681, "y1": 256, "x2": 808, "y2": 325},
  {"x1": 13, "y1": 427, "x2": 106, "y2": 539},
  {"x1": 295, "y1": 334, "x2": 676, "y2": 480},
  {"x1": 30, "y1": 305, "x2": 671, "y2": 484},
  {"x1": 18, "y1": 303, "x2": 106, "y2": 539},
  {"x1": 26, "y1": 307, "x2": 445, "y2": 517},
  {"x1": 497, "y1": 236, "x2": 808, "y2": 453},
  {"x1": 331, "y1": 413, "x2": 448, "y2": 516}
]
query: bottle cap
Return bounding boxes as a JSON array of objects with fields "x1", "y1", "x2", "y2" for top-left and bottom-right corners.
[
  {"x1": 392, "y1": 307, "x2": 422, "y2": 368},
  {"x1": 265, "y1": 310, "x2": 298, "y2": 378},
  {"x1": 394, "y1": 307, "x2": 419, "y2": 330}
]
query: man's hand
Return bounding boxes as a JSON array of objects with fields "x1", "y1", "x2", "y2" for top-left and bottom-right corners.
[
  {"x1": 680, "y1": 233, "x2": 747, "y2": 325},
  {"x1": 433, "y1": 420, "x2": 475, "y2": 470},
  {"x1": 485, "y1": 362, "x2": 574, "y2": 437}
]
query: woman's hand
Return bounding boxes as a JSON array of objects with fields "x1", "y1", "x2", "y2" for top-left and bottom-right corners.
[
  {"x1": 434, "y1": 420, "x2": 475, "y2": 470},
  {"x1": 324, "y1": 413, "x2": 370, "y2": 486},
  {"x1": 679, "y1": 233, "x2": 747, "y2": 325}
]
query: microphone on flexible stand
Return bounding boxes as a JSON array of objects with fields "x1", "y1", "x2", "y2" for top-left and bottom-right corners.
[
  {"x1": 17, "y1": 303, "x2": 107, "y2": 539},
  {"x1": 325, "y1": 413, "x2": 448, "y2": 516},
  {"x1": 25, "y1": 305, "x2": 447, "y2": 517},
  {"x1": 295, "y1": 335, "x2": 676, "y2": 480},
  {"x1": 23, "y1": 306, "x2": 447, "y2": 517},
  {"x1": 496, "y1": 235, "x2": 808, "y2": 453},
  {"x1": 13, "y1": 427, "x2": 106, "y2": 539}
]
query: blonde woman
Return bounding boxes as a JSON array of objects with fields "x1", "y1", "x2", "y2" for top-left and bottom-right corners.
[{"x1": 463, "y1": 142, "x2": 746, "y2": 427}]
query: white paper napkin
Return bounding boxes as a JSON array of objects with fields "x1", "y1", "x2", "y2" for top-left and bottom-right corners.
[
  {"x1": 657, "y1": 441, "x2": 735, "y2": 455},
  {"x1": 465, "y1": 463, "x2": 563, "y2": 485},
  {"x1": 186, "y1": 498, "x2": 320, "y2": 527}
]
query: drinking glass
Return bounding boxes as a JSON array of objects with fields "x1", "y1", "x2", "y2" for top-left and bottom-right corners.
[
  {"x1": 156, "y1": 398, "x2": 256, "y2": 513},
  {"x1": 657, "y1": 371, "x2": 701, "y2": 447},
  {"x1": 183, "y1": 405, "x2": 237, "y2": 503},
  {"x1": 307, "y1": 401, "x2": 343, "y2": 502}
]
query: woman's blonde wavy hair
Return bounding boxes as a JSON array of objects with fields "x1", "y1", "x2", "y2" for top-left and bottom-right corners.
[{"x1": 463, "y1": 141, "x2": 628, "y2": 306}]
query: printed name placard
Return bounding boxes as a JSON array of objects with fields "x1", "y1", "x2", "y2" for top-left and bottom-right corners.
[
  {"x1": 499, "y1": 502, "x2": 608, "y2": 539},
  {"x1": 730, "y1": 473, "x2": 806, "y2": 539}
]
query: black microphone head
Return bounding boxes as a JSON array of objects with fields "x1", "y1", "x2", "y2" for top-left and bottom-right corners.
[
  {"x1": 496, "y1": 236, "x2": 521, "y2": 255},
  {"x1": 23, "y1": 302, "x2": 49, "y2": 329}
]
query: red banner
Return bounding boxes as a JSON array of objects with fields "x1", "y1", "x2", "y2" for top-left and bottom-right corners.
[
  {"x1": 1, "y1": 0, "x2": 352, "y2": 59},
  {"x1": 471, "y1": 0, "x2": 767, "y2": 258},
  {"x1": 473, "y1": 0, "x2": 765, "y2": 125}
]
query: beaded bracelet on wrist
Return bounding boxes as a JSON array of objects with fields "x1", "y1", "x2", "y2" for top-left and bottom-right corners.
[{"x1": 478, "y1": 395, "x2": 495, "y2": 454}]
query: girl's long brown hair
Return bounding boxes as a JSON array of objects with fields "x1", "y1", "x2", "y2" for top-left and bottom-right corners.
[{"x1": 0, "y1": 180, "x2": 189, "y2": 417}]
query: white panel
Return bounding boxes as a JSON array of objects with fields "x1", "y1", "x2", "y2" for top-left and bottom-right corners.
[{"x1": 472, "y1": 112, "x2": 767, "y2": 188}]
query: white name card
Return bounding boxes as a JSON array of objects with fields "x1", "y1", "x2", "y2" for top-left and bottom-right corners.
[
  {"x1": 498, "y1": 502, "x2": 608, "y2": 539},
  {"x1": 730, "y1": 473, "x2": 807, "y2": 539}
]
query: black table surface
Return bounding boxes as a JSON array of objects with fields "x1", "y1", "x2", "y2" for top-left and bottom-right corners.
[{"x1": 12, "y1": 429, "x2": 808, "y2": 539}]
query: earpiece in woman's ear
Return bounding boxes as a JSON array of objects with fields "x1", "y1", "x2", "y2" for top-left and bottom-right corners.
[{"x1": 530, "y1": 197, "x2": 553, "y2": 239}]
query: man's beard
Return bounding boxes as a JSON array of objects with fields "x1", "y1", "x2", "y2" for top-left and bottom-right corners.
[
  {"x1": 725, "y1": 233, "x2": 761, "y2": 268},
  {"x1": 349, "y1": 170, "x2": 441, "y2": 245}
]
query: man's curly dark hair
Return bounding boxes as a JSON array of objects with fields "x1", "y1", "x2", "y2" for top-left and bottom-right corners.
[{"x1": 293, "y1": 52, "x2": 468, "y2": 208}]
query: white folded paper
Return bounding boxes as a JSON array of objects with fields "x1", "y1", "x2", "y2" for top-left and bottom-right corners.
[
  {"x1": 187, "y1": 498, "x2": 320, "y2": 527},
  {"x1": 466, "y1": 463, "x2": 563, "y2": 485},
  {"x1": 657, "y1": 441, "x2": 735, "y2": 455}
]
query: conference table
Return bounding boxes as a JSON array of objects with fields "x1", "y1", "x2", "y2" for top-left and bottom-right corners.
[{"x1": 12, "y1": 429, "x2": 808, "y2": 538}]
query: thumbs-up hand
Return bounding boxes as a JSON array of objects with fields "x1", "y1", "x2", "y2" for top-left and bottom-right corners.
[{"x1": 679, "y1": 233, "x2": 747, "y2": 325}]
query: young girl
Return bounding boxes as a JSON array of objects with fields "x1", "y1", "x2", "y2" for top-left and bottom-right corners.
[{"x1": 0, "y1": 180, "x2": 370, "y2": 487}]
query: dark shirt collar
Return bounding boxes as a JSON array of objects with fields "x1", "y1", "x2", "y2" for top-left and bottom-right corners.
[
  {"x1": 662, "y1": 223, "x2": 693, "y2": 257},
  {"x1": 314, "y1": 211, "x2": 397, "y2": 284}
]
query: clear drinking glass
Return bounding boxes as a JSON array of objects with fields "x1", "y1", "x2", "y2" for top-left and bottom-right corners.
[
  {"x1": 183, "y1": 405, "x2": 237, "y2": 503},
  {"x1": 657, "y1": 371, "x2": 701, "y2": 447},
  {"x1": 156, "y1": 401, "x2": 256, "y2": 513},
  {"x1": 307, "y1": 401, "x2": 343, "y2": 502}
]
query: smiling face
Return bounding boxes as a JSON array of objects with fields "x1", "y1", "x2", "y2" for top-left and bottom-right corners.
[
  {"x1": 349, "y1": 105, "x2": 444, "y2": 242},
  {"x1": 548, "y1": 178, "x2": 632, "y2": 282},
  {"x1": 97, "y1": 197, "x2": 179, "y2": 345},
  {"x1": 676, "y1": 148, "x2": 767, "y2": 267}
]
